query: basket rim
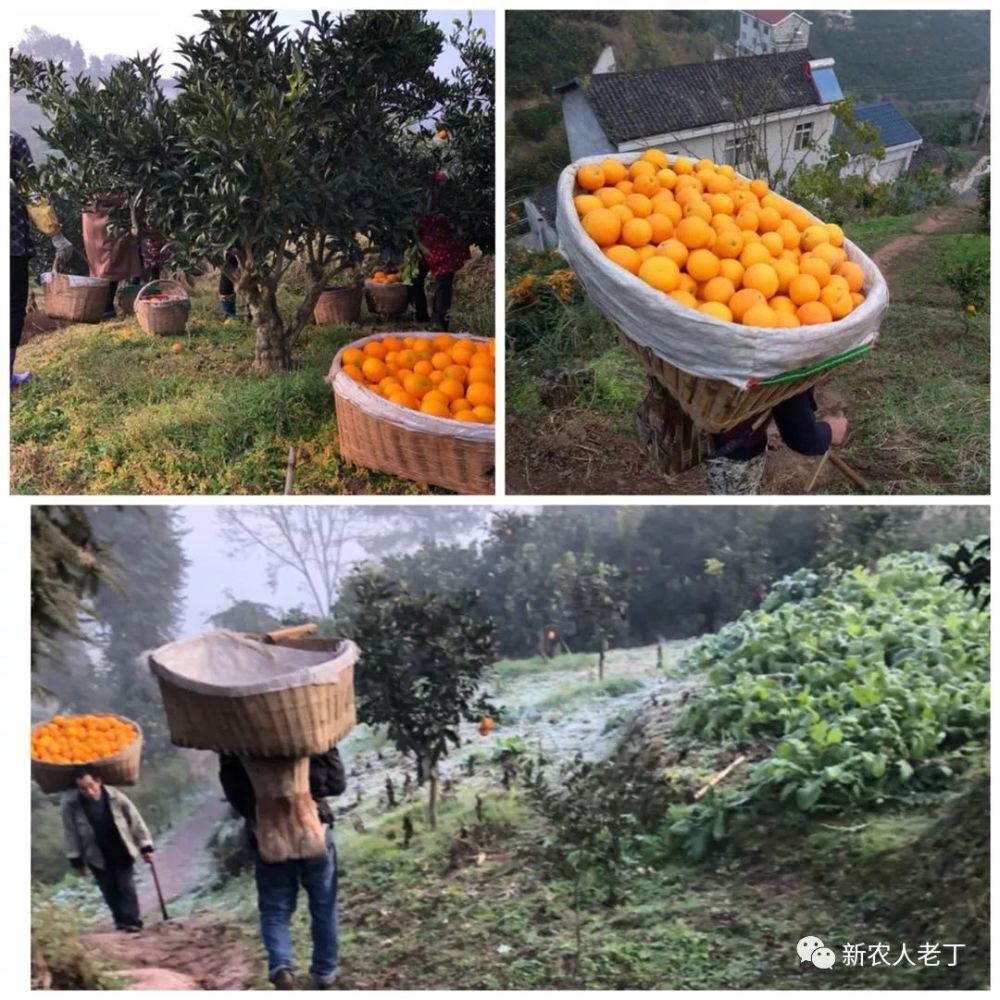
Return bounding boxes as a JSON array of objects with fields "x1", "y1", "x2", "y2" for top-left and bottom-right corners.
[
  {"x1": 31, "y1": 713, "x2": 144, "y2": 770},
  {"x1": 327, "y1": 330, "x2": 495, "y2": 442},
  {"x1": 136, "y1": 278, "x2": 190, "y2": 305}
]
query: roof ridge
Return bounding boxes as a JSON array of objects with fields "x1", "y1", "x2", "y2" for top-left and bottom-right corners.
[{"x1": 591, "y1": 48, "x2": 812, "y2": 83}]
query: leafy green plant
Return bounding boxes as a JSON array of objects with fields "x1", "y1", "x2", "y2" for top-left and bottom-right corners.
[{"x1": 940, "y1": 237, "x2": 989, "y2": 331}]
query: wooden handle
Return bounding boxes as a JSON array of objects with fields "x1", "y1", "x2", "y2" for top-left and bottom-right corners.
[
  {"x1": 263, "y1": 623, "x2": 318, "y2": 644},
  {"x1": 693, "y1": 755, "x2": 747, "y2": 801},
  {"x1": 828, "y1": 452, "x2": 872, "y2": 494}
]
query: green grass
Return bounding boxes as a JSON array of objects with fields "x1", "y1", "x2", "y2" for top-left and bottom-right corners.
[
  {"x1": 842, "y1": 213, "x2": 920, "y2": 254},
  {"x1": 493, "y1": 651, "x2": 597, "y2": 679},
  {"x1": 13, "y1": 265, "x2": 493, "y2": 495},
  {"x1": 537, "y1": 674, "x2": 645, "y2": 710}
]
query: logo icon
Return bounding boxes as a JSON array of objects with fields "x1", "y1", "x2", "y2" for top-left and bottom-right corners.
[{"x1": 798, "y1": 936, "x2": 837, "y2": 969}]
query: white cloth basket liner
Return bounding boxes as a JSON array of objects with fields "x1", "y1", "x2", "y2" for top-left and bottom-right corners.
[
  {"x1": 325, "y1": 330, "x2": 494, "y2": 441},
  {"x1": 148, "y1": 630, "x2": 359, "y2": 697},
  {"x1": 41, "y1": 271, "x2": 108, "y2": 287},
  {"x1": 556, "y1": 152, "x2": 891, "y2": 389}
]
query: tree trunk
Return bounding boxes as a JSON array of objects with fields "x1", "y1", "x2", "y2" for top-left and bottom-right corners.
[
  {"x1": 598, "y1": 633, "x2": 607, "y2": 681},
  {"x1": 427, "y1": 762, "x2": 440, "y2": 830},
  {"x1": 251, "y1": 303, "x2": 292, "y2": 372}
]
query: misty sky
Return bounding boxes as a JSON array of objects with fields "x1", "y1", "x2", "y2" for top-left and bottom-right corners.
[
  {"x1": 177, "y1": 506, "x2": 503, "y2": 638},
  {"x1": 10, "y1": 9, "x2": 494, "y2": 80}
]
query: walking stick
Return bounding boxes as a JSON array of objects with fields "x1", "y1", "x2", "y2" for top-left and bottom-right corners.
[{"x1": 148, "y1": 857, "x2": 170, "y2": 921}]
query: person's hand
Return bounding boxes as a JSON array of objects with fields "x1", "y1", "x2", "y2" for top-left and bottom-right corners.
[
  {"x1": 141, "y1": 849, "x2": 154, "y2": 864},
  {"x1": 826, "y1": 415, "x2": 848, "y2": 446}
]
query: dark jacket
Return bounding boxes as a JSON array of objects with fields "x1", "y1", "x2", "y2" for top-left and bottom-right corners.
[
  {"x1": 713, "y1": 388, "x2": 832, "y2": 460},
  {"x1": 219, "y1": 748, "x2": 346, "y2": 833}
]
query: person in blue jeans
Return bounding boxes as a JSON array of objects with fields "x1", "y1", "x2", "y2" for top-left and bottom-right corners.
[{"x1": 219, "y1": 748, "x2": 345, "y2": 990}]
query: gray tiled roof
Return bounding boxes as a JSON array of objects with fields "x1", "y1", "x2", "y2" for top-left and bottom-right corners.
[
  {"x1": 834, "y1": 101, "x2": 922, "y2": 150},
  {"x1": 586, "y1": 50, "x2": 819, "y2": 145}
]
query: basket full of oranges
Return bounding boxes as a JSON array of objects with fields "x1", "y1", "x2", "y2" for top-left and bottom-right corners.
[
  {"x1": 31, "y1": 713, "x2": 143, "y2": 793},
  {"x1": 557, "y1": 151, "x2": 889, "y2": 433},
  {"x1": 365, "y1": 271, "x2": 409, "y2": 318},
  {"x1": 327, "y1": 331, "x2": 495, "y2": 494}
]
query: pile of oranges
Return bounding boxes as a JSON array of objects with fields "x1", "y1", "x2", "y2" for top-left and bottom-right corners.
[
  {"x1": 573, "y1": 152, "x2": 867, "y2": 328},
  {"x1": 32, "y1": 714, "x2": 138, "y2": 765},
  {"x1": 370, "y1": 271, "x2": 402, "y2": 284},
  {"x1": 341, "y1": 334, "x2": 496, "y2": 423}
]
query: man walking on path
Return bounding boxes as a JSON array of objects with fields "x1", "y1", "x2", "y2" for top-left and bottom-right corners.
[
  {"x1": 62, "y1": 769, "x2": 155, "y2": 932},
  {"x1": 220, "y1": 747, "x2": 346, "y2": 991}
]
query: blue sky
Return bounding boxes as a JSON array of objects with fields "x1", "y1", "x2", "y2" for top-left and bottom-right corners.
[{"x1": 10, "y1": 9, "x2": 493, "y2": 80}]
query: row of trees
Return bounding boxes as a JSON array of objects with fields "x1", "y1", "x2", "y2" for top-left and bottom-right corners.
[{"x1": 13, "y1": 10, "x2": 494, "y2": 371}]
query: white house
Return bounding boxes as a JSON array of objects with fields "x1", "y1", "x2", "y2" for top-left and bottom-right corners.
[
  {"x1": 838, "y1": 101, "x2": 923, "y2": 182},
  {"x1": 737, "y1": 11, "x2": 811, "y2": 55},
  {"x1": 555, "y1": 50, "x2": 846, "y2": 181}
]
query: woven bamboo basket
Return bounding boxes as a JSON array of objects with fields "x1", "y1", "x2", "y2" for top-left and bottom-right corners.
[
  {"x1": 43, "y1": 273, "x2": 109, "y2": 323},
  {"x1": 31, "y1": 714, "x2": 143, "y2": 793},
  {"x1": 314, "y1": 285, "x2": 363, "y2": 325},
  {"x1": 328, "y1": 332, "x2": 495, "y2": 495},
  {"x1": 364, "y1": 280, "x2": 409, "y2": 318},
  {"x1": 135, "y1": 278, "x2": 190, "y2": 335},
  {"x1": 149, "y1": 631, "x2": 357, "y2": 759}
]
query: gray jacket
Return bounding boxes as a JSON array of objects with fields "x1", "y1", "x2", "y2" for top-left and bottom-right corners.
[{"x1": 62, "y1": 786, "x2": 153, "y2": 870}]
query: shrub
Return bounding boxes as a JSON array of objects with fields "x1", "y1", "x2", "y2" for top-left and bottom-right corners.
[
  {"x1": 977, "y1": 174, "x2": 989, "y2": 232},
  {"x1": 511, "y1": 102, "x2": 561, "y2": 143}
]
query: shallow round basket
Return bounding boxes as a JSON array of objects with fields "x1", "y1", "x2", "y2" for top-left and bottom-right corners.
[
  {"x1": 148, "y1": 631, "x2": 359, "y2": 759},
  {"x1": 135, "y1": 278, "x2": 190, "y2": 335},
  {"x1": 364, "y1": 280, "x2": 409, "y2": 318},
  {"x1": 43, "y1": 273, "x2": 109, "y2": 323},
  {"x1": 327, "y1": 332, "x2": 495, "y2": 495},
  {"x1": 314, "y1": 285, "x2": 363, "y2": 325},
  {"x1": 31, "y1": 714, "x2": 143, "y2": 794}
]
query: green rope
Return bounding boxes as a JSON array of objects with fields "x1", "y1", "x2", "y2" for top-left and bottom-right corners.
[{"x1": 758, "y1": 343, "x2": 873, "y2": 385}]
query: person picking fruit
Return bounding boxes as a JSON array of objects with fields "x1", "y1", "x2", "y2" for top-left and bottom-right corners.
[
  {"x1": 705, "y1": 390, "x2": 848, "y2": 494},
  {"x1": 219, "y1": 746, "x2": 346, "y2": 990},
  {"x1": 62, "y1": 769, "x2": 155, "y2": 933}
]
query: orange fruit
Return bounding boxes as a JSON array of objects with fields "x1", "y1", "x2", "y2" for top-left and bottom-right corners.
[
  {"x1": 741, "y1": 302, "x2": 778, "y2": 327},
  {"x1": 729, "y1": 287, "x2": 766, "y2": 322},
  {"x1": 820, "y1": 283, "x2": 853, "y2": 320},
  {"x1": 610, "y1": 204, "x2": 635, "y2": 224},
  {"x1": 788, "y1": 273, "x2": 821, "y2": 306},
  {"x1": 363, "y1": 340, "x2": 387, "y2": 360},
  {"x1": 601, "y1": 158, "x2": 627, "y2": 185},
  {"x1": 757, "y1": 206, "x2": 781, "y2": 233},
  {"x1": 472, "y1": 405, "x2": 495, "y2": 423},
  {"x1": 799, "y1": 256, "x2": 832, "y2": 288},
  {"x1": 625, "y1": 193, "x2": 653, "y2": 219},
  {"x1": 577, "y1": 164, "x2": 605, "y2": 191},
  {"x1": 605, "y1": 244, "x2": 640, "y2": 274},
  {"x1": 851, "y1": 292, "x2": 866, "y2": 308},
  {"x1": 342, "y1": 363, "x2": 364, "y2": 383},
  {"x1": 582, "y1": 209, "x2": 621, "y2": 248},
  {"x1": 749, "y1": 178, "x2": 769, "y2": 200},
  {"x1": 699, "y1": 300, "x2": 733, "y2": 323},
  {"x1": 378, "y1": 376, "x2": 402, "y2": 394},
  {"x1": 797, "y1": 301, "x2": 833, "y2": 325},
  {"x1": 656, "y1": 168, "x2": 678, "y2": 190},
  {"x1": 739, "y1": 242, "x2": 771, "y2": 269},
  {"x1": 362, "y1": 357, "x2": 387, "y2": 383},
  {"x1": 774, "y1": 311, "x2": 801, "y2": 328},
  {"x1": 826, "y1": 222, "x2": 845, "y2": 247},
  {"x1": 615, "y1": 180, "x2": 634, "y2": 195},
  {"x1": 455, "y1": 410, "x2": 480, "y2": 422},
  {"x1": 388, "y1": 390, "x2": 419, "y2": 409},
  {"x1": 574, "y1": 194, "x2": 603, "y2": 217},
  {"x1": 789, "y1": 207, "x2": 813, "y2": 232},
  {"x1": 451, "y1": 397, "x2": 474, "y2": 414},
  {"x1": 708, "y1": 192, "x2": 736, "y2": 216},
  {"x1": 673, "y1": 156, "x2": 694, "y2": 175},
  {"x1": 656, "y1": 238, "x2": 689, "y2": 267},
  {"x1": 597, "y1": 186, "x2": 626, "y2": 208},
  {"x1": 636, "y1": 245, "x2": 656, "y2": 264},
  {"x1": 736, "y1": 208, "x2": 759, "y2": 232},
  {"x1": 429, "y1": 351, "x2": 450, "y2": 371},
  {"x1": 771, "y1": 257, "x2": 798, "y2": 294},
  {"x1": 776, "y1": 219, "x2": 801, "y2": 250},
  {"x1": 702, "y1": 276, "x2": 735, "y2": 304},
  {"x1": 466, "y1": 382, "x2": 495, "y2": 408},
  {"x1": 342, "y1": 347, "x2": 365, "y2": 367},
  {"x1": 629, "y1": 159, "x2": 656, "y2": 180},
  {"x1": 811, "y1": 243, "x2": 847, "y2": 269},
  {"x1": 706, "y1": 174, "x2": 733, "y2": 196},
  {"x1": 382, "y1": 336, "x2": 403, "y2": 352},
  {"x1": 413, "y1": 359, "x2": 434, "y2": 377},
  {"x1": 686, "y1": 248, "x2": 721, "y2": 283},
  {"x1": 675, "y1": 216, "x2": 713, "y2": 250},
  {"x1": 800, "y1": 224, "x2": 830, "y2": 251},
  {"x1": 718, "y1": 258, "x2": 744, "y2": 286},
  {"x1": 640, "y1": 148, "x2": 669, "y2": 169},
  {"x1": 632, "y1": 172, "x2": 660, "y2": 198},
  {"x1": 638, "y1": 256, "x2": 680, "y2": 293},
  {"x1": 713, "y1": 228, "x2": 744, "y2": 259},
  {"x1": 646, "y1": 214, "x2": 674, "y2": 243},
  {"x1": 621, "y1": 217, "x2": 653, "y2": 248},
  {"x1": 420, "y1": 397, "x2": 452, "y2": 418},
  {"x1": 676, "y1": 273, "x2": 698, "y2": 295},
  {"x1": 668, "y1": 289, "x2": 699, "y2": 310},
  {"x1": 769, "y1": 295, "x2": 797, "y2": 314},
  {"x1": 760, "y1": 231, "x2": 784, "y2": 257},
  {"x1": 683, "y1": 199, "x2": 713, "y2": 223},
  {"x1": 403, "y1": 373, "x2": 431, "y2": 399},
  {"x1": 835, "y1": 261, "x2": 865, "y2": 293}
]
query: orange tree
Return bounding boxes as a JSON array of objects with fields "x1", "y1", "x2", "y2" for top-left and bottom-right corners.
[
  {"x1": 334, "y1": 566, "x2": 496, "y2": 829},
  {"x1": 13, "y1": 10, "x2": 447, "y2": 371}
]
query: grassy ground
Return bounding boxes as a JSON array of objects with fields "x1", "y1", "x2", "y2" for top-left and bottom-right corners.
[
  {"x1": 12, "y1": 263, "x2": 493, "y2": 495},
  {"x1": 184, "y1": 645, "x2": 986, "y2": 990},
  {"x1": 506, "y1": 199, "x2": 989, "y2": 495}
]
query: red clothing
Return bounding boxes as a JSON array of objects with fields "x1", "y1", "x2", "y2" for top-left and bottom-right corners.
[
  {"x1": 82, "y1": 196, "x2": 141, "y2": 281},
  {"x1": 418, "y1": 215, "x2": 469, "y2": 277}
]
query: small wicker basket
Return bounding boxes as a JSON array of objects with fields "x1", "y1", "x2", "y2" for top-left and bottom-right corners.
[
  {"x1": 364, "y1": 280, "x2": 409, "y2": 319},
  {"x1": 135, "y1": 278, "x2": 191, "y2": 335},
  {"x1": 314, "y1": 286, "x2": 363, "y2": 326},
  {"x1": 31, "y1": 714, "x2": 143, "y2": 793},
  {"x1": 43, "y1": 273, "x2": 109, "y2": 323},
  {"x1": 328, "y1": 332, "x2": 495, "y2": 495},
  {"x1": 149, "y1": 632, "x2": 358, "y2": 759}
]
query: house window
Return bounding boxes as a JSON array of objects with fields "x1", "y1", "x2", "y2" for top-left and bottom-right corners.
[
  {"x1": 723, "y1": 135, "x2": 753, "y2": 168},
  {"x1": 793, "y1": 122, "x2": 814, "y2": 151},
  {"x1": 742, "y1": 13, "x2": 749, "y2": 25}
]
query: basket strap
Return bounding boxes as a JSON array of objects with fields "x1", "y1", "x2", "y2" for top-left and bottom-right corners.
[{"x1": 756, "y1": 343, "x2": 872, "y2": 386}]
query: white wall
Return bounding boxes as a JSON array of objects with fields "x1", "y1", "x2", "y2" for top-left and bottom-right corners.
[
  {"x1": 737, "y1": 14, "x2": 809, "y2": 55},
  {"x1": 842, "y1": 142, "x2": 922, "y2": 183}
]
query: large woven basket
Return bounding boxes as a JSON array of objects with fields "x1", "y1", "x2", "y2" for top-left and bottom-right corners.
[
  {"x1": 314, "y1": 285, "x2": 363, "y2": 326},
  {"x1": 135, "y1": 278, "x2": 190, "y2": 335},
  {"x1": 149, "y1": 631, "x2": 358, "y2": 759},
  {"x1": 43, "y1": 273, "x2": 109, "y2": 323},
  {"x1": 328, "y1": 332, "x2": 495, "y2": 495},
  {"x1": 364, "y1": 280, "x2": 409, "y2": 318},
  {"x1": 31, "y1": 714, "x2": 143, "y2": 793}
]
